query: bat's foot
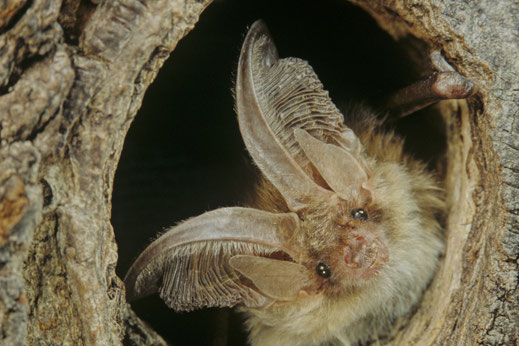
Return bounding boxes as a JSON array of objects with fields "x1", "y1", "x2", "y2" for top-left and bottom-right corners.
[{"x1": 385, "y1": 52, "x2": 477, "y2": 118}]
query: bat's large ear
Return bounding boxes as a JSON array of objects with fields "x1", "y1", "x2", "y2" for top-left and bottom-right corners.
[
  {"x1": 124, "y1": 207, "x2": 317, "y2": 311},
  {"x1": 236, "y1": 20, "x2": 370, "y2": 208}
]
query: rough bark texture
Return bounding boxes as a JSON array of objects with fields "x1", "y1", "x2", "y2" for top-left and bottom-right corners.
[
  {"x1": 0, "y1": 0, "x2": 210, "y2": 345},
  {"x1": 0, "y1": 0, "x2": 516, "y2": 345}
]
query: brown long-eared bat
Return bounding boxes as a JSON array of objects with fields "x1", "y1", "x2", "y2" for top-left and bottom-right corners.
[{"x1": 124, "y1": 20, "x2": 475, "y2": 345}]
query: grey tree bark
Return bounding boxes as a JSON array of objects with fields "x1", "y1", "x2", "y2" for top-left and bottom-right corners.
[{"x1": 0, "y1": 0, "x2": 516, "y2": 345}]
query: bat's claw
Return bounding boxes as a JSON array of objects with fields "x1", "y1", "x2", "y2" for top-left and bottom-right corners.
[{"x1": 432, "y1": 71, "x2": 476, "y2": 100}]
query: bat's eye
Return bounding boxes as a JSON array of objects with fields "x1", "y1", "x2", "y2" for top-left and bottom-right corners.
[
  {"x1": 351, "y1": 208, "x2": 368, "y2": 220},
  {"x1": 316, "y1": 262, "x2": 331, "y2": 278}
]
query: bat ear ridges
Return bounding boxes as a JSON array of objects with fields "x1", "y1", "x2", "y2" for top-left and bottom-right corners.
[
  {"x1": 236, "y1": 19, "x2": 333, "y2": 211},
  {"x1": 124, "y1": 207, "x2": 301, "y2": 311},
  {"x1": 237, "y1": 19, "x2": 374, "y2": 211}
]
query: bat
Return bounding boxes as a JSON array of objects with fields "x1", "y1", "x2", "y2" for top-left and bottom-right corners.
[{"x1": 124, "y1": 20, "x2": 475, "y2": 345}]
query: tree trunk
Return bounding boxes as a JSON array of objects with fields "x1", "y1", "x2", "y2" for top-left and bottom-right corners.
[
  {"x1": 0, "y1": 0, "x2": 210, "y2": 344},
  {"x1": 0, "y1": 0, "x2": 516, "y2": 345}
]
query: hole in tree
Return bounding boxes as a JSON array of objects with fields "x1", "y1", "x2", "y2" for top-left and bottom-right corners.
[{"x1": 112, "y1": 0, "x2": 448, "y2": 344}]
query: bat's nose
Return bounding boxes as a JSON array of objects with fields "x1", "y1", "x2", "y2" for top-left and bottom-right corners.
[
  {"x1": 341, "y1": 231, "x2": 389, "y2": 280},
  {"x1": 343, "y1": 235, "x2": 376, "y2": 268}
]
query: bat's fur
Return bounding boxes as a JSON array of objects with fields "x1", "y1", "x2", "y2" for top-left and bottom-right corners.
[{"x1": 244, "y1": 106, "x2": 445, "y2": 345}]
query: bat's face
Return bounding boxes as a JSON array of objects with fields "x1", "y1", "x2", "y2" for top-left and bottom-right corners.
[
  {"x1": 124, "y1": 19, "x2": 446, "y2": 345},
  {"x1": 295, "y1": 195, "x2": 389, "y2": 293}
]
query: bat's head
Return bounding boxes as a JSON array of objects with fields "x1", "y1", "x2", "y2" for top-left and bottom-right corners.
[{"x1": 124, "y1": 21, "x2": 442, "y2": 327}]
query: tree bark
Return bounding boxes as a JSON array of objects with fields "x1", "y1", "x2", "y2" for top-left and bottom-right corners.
[
  {"x1": 0, "y1": 0, "x2": 516, "y2": 345},
  {"x1": 0, "y1": 0, "x2": 210, "y2": 344}
]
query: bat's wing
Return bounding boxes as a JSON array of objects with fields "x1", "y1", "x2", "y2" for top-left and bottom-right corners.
[
  {"x1": 124, "y1": 207, "x2": 317, "y2": 311},
  {"x1": 236, "y1": 20, "x2": 372, "y2": 209}
]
